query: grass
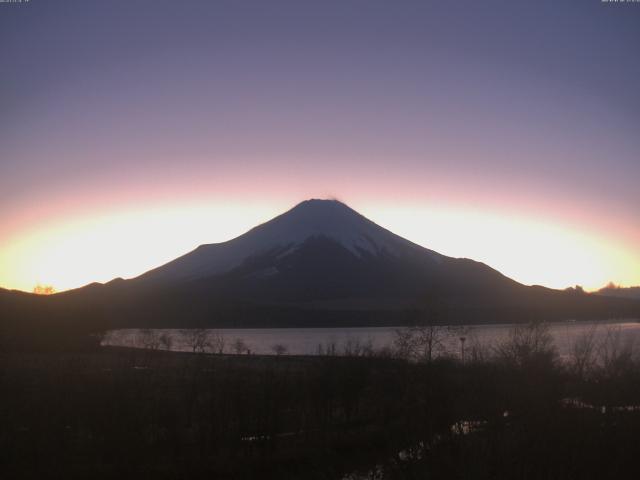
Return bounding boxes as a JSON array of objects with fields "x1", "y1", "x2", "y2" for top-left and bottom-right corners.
[{"x1": 2, "y1": 338, "x2": 640, "y2": 479}]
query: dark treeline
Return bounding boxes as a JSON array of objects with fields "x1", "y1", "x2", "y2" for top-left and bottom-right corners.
[
  {"x1": 2, "y1": 324, "x2": 640, "y2": 480},
  {"x1": 2, "y1": 282, "x2": 639, "y2": 353}
]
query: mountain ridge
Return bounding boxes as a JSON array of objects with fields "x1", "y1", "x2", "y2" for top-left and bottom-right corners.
[
  {"x1": 135, "y1": 199, "x2": 444, "y2": 285},
  {"x1": 2, "y1": 199, "x2": 639, "y2": 345},
  {"x1": 595, "y1": 285, "x2": 640, "y2": 300}
]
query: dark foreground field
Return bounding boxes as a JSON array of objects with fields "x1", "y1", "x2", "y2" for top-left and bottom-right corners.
[{"x1": 2, "y1": 340, "x2": 640, "y2": 480}]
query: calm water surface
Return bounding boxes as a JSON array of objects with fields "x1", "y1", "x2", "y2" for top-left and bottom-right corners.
[{"x1": 103, "y1": 320, "x2": 640, "y2": 359}]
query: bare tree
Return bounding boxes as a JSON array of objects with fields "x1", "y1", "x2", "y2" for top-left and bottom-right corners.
[
  {"x1": 393, "y1": 297, "x2": 452, "y2": 362},
  {"x1": 598, "y1": 325, "x2": 635, "y2": 376},
  {"x1": 393, "y1": 323, "x2": 447, "y2": 362},
  {"x1": 495, "y1": 322, "x2": 557, "y2": 368},
  {"x1": 360, "y1": 338, "x2": 375, "y2": 357},
  {"x1": 271, "y1": 343, "x2": 288, "y2": 356},
  {"x1": 343, "y1": 337, "x2": 375, "y2": 357},
  {"x1": 139, "y1": 329, "x2": 161, "y2": 350},
  {"x1": 317, "y1": 340, "x2": 337, "y2": 356},
  {"x1": 184, "y1": 329, "x2": 210, "y2": 353},
  {"x1": 232, "y1": 338, "x2": 247, "y2": 355},
  {"x1": 343, "y1": 337, "x2": 362, "y2": 357},
  {"x1": 207, "y1": 330, "x2": 225, "y2": 354},
  {"x1": 569, "y1": 325, "x2": 599, "y2": 379},
  {"x1": 466, "y1": 335, "x2": 491, "y2": 363},
  {"x1": 159, "y1": 332, "x2": 173, "y2": 351}
]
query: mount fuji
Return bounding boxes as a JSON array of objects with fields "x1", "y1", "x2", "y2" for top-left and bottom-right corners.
[
  {"x1": 139, "y1": 199, "x2": 445, "y2": 285},
  {"x1": 131, "y1": 199, "x2": 521, "y2": 304},
  {"x1": 3, "y1": 199, "x2": 639, "y2": 335}
]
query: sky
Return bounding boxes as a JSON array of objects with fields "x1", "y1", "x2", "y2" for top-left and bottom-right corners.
[{"x1": 1, "y1": 0, "x2": 639, "y2": 293}]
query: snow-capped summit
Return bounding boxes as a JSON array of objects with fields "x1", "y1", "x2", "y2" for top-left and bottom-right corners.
[
  {"x1": 5, "y1": 200, "x2": 637, "y2": 332},
  {"x1": 243, "y1": 199, "x2": 436, "y2": 257},
  {"x1": 137, "y1": 199, "x2": 442, "y2": 285},
  {"x1": 132, "y1": 198, "x2": 521, "y2": 312}
]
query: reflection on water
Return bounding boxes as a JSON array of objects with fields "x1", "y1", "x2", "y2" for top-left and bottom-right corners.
[{"x1": 102, "y1": 320, "x2": 640, "y2": 360}]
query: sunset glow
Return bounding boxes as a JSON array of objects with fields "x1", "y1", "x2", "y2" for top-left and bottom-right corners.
[
  {"x1": 1, "y1": 194, "x2": 638, "y2": 293},
  {"x1": 4, "y1": 3, "x2": 640, "y2": 478},
  {"x1": 1, "y1": 1, "x2": 638, "y2": 294}
]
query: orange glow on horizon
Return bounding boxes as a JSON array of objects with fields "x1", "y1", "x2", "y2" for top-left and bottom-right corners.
[
  {"x1": 32, "y1": 284, "x2": 56, "y2": 295},
  {"x1": 1, "y1": 197, "x2": 638, "y2": 294}
]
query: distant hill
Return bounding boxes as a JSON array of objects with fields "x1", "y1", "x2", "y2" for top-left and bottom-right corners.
[
  {"x1": 595, "y1": 284, "x2": 640, "y2": 301},
  {"x1": 2, "y1": 200, "x2": 639, "y2": 349}
]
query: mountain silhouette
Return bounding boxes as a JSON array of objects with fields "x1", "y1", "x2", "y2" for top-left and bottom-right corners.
[
  {"x1": 134, "y1": 199, "x2": 520, "y2": 302},
  {"x1": 2, "y1": 200, "x2": 639, "y2": 341},
  {"x1": 595, "y1": 284, "x2": 640, "y2": 301}
]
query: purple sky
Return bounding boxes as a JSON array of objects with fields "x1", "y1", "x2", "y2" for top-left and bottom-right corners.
[{"x1": 1, "y1": 0, "x2": 639, "y2": 292}]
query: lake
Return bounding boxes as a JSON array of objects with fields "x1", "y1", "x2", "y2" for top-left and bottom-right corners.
[{"x1": 102, "y1": 319, "x2": 640, "y2": 360}]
